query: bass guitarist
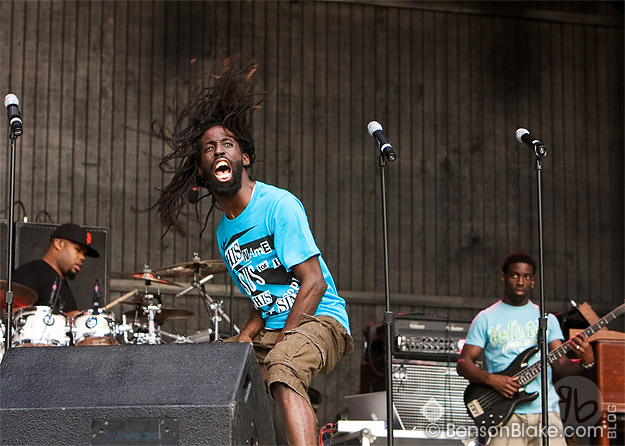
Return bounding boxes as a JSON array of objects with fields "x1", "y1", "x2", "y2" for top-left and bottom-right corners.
[{"x1": 457, "y1": 252, "x2": 595, "y2": 445}]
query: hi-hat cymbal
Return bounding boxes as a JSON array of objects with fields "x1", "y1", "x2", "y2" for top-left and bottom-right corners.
[
  {"x1": 154, "y1": 259, "x2": 228, "y2": 278},
  {"x1": 0, "y1": 280, "x2": 38, "y2": 310},
  {"x1": 111, "y1": 271, "x2": 183, "y2": 287},
  {"x1": 123, "y1": 308, "x2": 193, "y2": 325}
]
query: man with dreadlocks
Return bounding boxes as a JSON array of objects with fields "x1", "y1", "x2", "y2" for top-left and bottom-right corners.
[{"x1": 156, "y1": 58, "x2": 353, "y2": 445}]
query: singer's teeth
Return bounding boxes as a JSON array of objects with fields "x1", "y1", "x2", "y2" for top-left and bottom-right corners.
[{"x1": 214, "y1": 160, "x2": 231, "y2": 181}]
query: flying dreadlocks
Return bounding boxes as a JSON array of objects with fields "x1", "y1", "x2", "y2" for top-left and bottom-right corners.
[{"x1": 154, "y1": 56, "x2": 264, "y2": 235}]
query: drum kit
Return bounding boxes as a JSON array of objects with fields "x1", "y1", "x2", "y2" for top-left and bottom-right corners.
[{"x1": 0, "y1": 255, "x2": 238, "y2": 362}]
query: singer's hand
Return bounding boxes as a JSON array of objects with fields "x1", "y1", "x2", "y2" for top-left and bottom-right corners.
[{"x1": 238, "y1": 333, "x2": 254, "y2": 346}]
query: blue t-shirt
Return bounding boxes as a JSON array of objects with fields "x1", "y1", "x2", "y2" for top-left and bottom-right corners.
[
  {"x1": 465, "y1": 300, "x2": 564, "y2": 413},
  {"x1": 216, "y1": 181, "x2": 350, "y2": 333}
]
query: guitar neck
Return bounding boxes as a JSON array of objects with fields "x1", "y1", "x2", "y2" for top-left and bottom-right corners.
[{"x1": 516, "y1": 302, "x2": 625, "y2": 385}]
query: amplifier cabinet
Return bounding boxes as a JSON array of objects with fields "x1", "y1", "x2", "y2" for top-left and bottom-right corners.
[
  {"x1": 392, "y1": 358, "x2": 473, "y2": 431},
  {"x1": 393, "y1": 316, "x2": 471, "y2": 361}
]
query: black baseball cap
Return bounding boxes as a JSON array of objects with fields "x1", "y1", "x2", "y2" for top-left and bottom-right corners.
[{"x1": 50, "y1": 223, "x2": 100, "y2": 258}]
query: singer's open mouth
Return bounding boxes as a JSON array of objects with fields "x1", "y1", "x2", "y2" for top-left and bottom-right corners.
[{"x1": 214, "y1": 159, "x2": 232, "y2": 182}]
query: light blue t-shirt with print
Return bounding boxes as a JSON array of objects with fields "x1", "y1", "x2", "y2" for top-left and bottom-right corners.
[
  {"x1": 216, "y1": 181, "x2": 350, "y2": 333},
  {"x1": 465, "y1": 300, "x2": 564, "y2": 413}
]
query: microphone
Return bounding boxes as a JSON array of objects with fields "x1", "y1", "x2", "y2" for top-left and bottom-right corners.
[
  {"x1": 48, "y1": 279, "x2": 59, "y2": 306},
  {"x1": 49, "y1": 277, "x2": 62, "y2": 314},
  {"x1": 188, "y1": 186, "x2": 199, "y2": 203},
  {"x1": 516, "y1": 128, "x2": 547, "y2": 157},
  {"x1": 367, "y1": 121, "x2": 397, "y2": 162},
  {"x1": 92, "y1": 279, "x2": 101, "y2": 313},
  {"x1": 4, "y1": 93, "x2": 23, "y2": 136}
]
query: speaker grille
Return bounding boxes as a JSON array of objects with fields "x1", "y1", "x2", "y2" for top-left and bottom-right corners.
[
  {"x1": 14, "y1": 222, "x2": 109, "y2": 309},
  {"x1": 392, "y1": 359, "x2": 472, "y2": 431}
]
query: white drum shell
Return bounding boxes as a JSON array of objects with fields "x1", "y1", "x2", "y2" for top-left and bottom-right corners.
[
  {"x1": 13, "y1": 306, "x2": 70, "y2": 347},
  {"x1": 72, "y1": 310, "x2": 116, "y2": 345}
]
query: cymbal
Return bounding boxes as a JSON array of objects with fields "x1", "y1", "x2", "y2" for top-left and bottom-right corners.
[
  {"x1": 0, "y1": 280, "x2": 38, "y2": 310},
  {"x1": 123, "y1": 308, "x2": 193, "y2": 325},
  {"x1": 111, "y1": 271, "x2": 183, "y2": 287},
  {"x1": 120, "y1": 297, "x2": 164, "y2": 306},
  {"x1": 154, "y1": 259, "x2": 228, "y2": 278}
]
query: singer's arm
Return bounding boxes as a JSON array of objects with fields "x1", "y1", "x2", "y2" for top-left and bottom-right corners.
[
  {"x1": 238, "y1": 307, "x2": 265, "y2": 345},
  {"x1": 275, "y1": 255, "x2": 326, "y2": 344}
]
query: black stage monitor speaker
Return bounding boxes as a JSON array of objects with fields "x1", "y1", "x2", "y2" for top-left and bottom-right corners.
[
  {"x1": 392, "y1": 358, "x2": 473, "y2": 431},
  {"x1": 0, "y1": 342, "x2": 276, "y2": 445},
  {"x1": 14, "y1": 221, "x2": 109, "y2": 309}
]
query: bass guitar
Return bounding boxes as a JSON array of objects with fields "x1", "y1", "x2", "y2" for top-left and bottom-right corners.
[{"x1": 464, "y1": 301, "x2": 625, "y2": 431}]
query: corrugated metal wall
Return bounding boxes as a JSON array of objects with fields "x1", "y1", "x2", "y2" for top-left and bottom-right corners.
[{"x1": 1, "y1": 0, "x2": 623, "y2": 426}]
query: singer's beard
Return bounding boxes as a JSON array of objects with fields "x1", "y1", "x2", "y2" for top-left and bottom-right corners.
[
  {"x1": 65, "y1": 270, "x2": 76, "y2": 280},
  {"x1": 202, "y1": 159, "x2": 244, "y2": 197}
]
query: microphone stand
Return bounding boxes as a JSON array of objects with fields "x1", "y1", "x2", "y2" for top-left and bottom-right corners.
[
  {"x1": 532, "y1": 145, "x2": 549, "y2": 446},
  {"x1": 377, "y1": 149, "x2": 395, "y2": 446},
  {"x1": 4, "y1": 123, "x2": 22, "y2": 350}
]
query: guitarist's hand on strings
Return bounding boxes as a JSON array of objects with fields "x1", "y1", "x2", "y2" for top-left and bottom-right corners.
[
  {"x1": 486, "y1": 373, "x2": 520, "y2": 399},
  {"x1": 550, "y1": 334, "x2": 595, "y2": 376},
  {"x1": 568, "y1": 333, "x2": 594, "y2": 365}
]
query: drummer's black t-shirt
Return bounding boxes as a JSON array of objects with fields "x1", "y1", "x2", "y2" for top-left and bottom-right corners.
[{"x1": 12, "y1": 259, "x2": 78, "y2": 312}]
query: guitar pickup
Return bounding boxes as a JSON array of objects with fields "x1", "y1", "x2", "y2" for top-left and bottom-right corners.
[{"x1": 467, "y1": 399, "x2": 484, "y2": 417}]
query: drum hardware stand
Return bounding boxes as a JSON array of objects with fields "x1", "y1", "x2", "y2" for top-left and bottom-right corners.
[
  {"x1": 135, "y1": 265, "x2": 161, "y2": 344},
  {"x1": 141, "y1": 264, "x2": 163, "y2": 300},
  {"x1": 176, "y1": 254, "x2": 240, "y2": 335},
  {"x1": 126, "y1": 292, "x2": 163, "y2": 345},
  {"x1": 210, "y1": 301, "x2": 223, "y2": 340},
  {"x1": 3, "y1": 95, "x2": 23, "y2": 351},
  {"x1": 144, "y1": 297, "x2": 161, "y2": 345},
  {"x1": 117, "y1": 314, "x2": 134, "y2": 343},
  {"x1": 159, "y1": 329, "x2": 192, "y2": 343}
]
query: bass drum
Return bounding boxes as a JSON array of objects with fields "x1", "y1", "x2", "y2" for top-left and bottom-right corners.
[
  {"x1": 72, "y1": 309, "x2": 118, "y2": 346},
  {"x1": 12, "y1": 306, "x2": 71, "y2": 347}
]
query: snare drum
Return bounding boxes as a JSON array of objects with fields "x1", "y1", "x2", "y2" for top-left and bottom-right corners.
[
  {"x1": 13, "y1": 306, "x2": 71, "y2": 347},
  {"x1": 72, "y1": 309, "x2": 117, "y2": 346}
]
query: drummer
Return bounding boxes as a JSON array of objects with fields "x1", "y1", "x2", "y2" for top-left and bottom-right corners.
[{"x1": 12, "y1": 223, "x2": 100, "y2": 320}]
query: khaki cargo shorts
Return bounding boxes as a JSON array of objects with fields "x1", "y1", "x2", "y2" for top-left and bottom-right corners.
[{"x1": 226, "y1": 314, "x2": 354, "y2": 407}]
